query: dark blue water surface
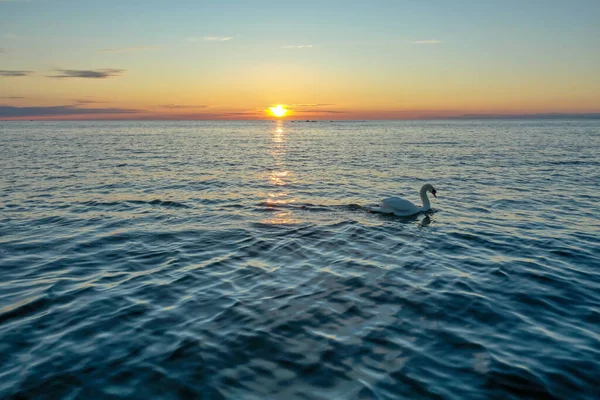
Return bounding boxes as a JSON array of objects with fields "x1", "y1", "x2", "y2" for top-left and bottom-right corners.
[{"x1": 1, "y1": 120, "x2": 599, "y2": 399}]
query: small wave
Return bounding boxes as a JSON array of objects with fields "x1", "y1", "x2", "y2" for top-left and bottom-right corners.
[
  {"x1": 80, "y1": 199, "x2": 191, "y2": 209},
  {"x1": 545, "y1": 160, "x2": 599, "y2": 166},
  {"x1": 0, "y1": 295, "x2": 50, "y2": 325},
  {"x1": 143, "y1": 199, "x2": 191, "y2": 208},
  {"x1": 255, "y1": 201, "x2": 331, "y2": 212}
]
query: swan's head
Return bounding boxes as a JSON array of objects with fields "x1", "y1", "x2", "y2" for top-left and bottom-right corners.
[{"x1": 421, "y1": 183, "x2": 437, "y2": 198}]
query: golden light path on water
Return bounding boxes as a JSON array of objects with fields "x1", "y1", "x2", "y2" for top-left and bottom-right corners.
[{"x1": 263, "y1": 121, "x2": 298, "y2": 225}]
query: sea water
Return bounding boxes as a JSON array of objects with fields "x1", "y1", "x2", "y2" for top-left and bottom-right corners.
[{"x1": 1, "y1": 120, "x2": 599, "y2": 399}]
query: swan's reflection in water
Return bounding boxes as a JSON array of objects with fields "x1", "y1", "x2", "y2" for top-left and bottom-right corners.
[
  {"x1": 419, "y1": 214, "x2": 432, "y2": 227},
  {"x1": 371, "y1": 209, "x2": 435, "y2": 228},
  {"x1": 263, "y1": 121, "x2": 299, "y2": 225}
]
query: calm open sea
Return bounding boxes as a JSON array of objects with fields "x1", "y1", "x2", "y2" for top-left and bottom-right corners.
[{"x1": 1, "y1": 120, "x2": 599, "y2": 399}]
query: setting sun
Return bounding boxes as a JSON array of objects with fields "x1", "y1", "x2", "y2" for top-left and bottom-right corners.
[{"x1": 269, "y1": 105, "x2": 288, "y2": 118}]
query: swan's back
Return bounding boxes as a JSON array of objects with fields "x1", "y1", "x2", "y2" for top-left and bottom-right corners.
[{"x1": 382, "y1": 196, "x2": 419, "y2": 214}]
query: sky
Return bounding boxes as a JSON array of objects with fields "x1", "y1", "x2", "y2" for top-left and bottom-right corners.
[{"x1": 1, "y1": 0, "x2": 599, "y2": 120}]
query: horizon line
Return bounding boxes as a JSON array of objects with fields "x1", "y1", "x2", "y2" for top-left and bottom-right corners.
[{"x1": 2, "y1": 114, "x2": 600, "y2": 122}]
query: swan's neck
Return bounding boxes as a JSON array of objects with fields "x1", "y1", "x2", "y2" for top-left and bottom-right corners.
[{"x1": 419, "y1": 188, "x2": 431, "y2": 210}]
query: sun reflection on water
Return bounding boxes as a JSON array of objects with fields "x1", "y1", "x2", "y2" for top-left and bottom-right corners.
[
  {"x1": 270, "y1": 170, "x2": 288, "y2": 186},
  {"x1": 262, "y1": 121, "x2": 299, "y2": 225}
]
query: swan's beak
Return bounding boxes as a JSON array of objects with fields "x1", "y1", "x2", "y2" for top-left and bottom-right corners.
[{"x1": 432, "y1": 190, "x2": 437, "y2": 198}]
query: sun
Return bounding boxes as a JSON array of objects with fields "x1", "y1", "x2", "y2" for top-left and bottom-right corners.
[{"x1": 269, "y1": 105, "x2": 288, "y2": 118}]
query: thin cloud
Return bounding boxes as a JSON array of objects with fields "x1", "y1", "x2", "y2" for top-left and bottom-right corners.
[
  {"x1": 47, "y1": 69, "x2": 125, "y2": 79},
  {"x1": 159, "y1": 104, "x2": 209, "y2": 109},
  {"x1": 455, "y1": 112, "x2": 600, "y2": 120},
  {"x1": 412, "y1": 40, "x2": 443, "y2": 44},
  {"x1": 0, "y1": 70, "x2": 33, "y2": 77},
  {"x1": 226, "y1": 111, "x2": 261, "y2": 116},
  {"x1": 204, "y1": 36, "x2": 233, "y2": 41},
  {"x1": 297, "y1": 110, "x2": 348, "y2": 114},
  {"x1": 1, "y1": 96, "x2": 25, "y2": 99},
  {"x1": 0, "y1": 105, "x2": 140, "y2": 118},
  {"x1": 0, "y1": 48, "x2": 5, "y2": 53},
  {"x1": 97, "y1": 46, "x2": 159, "y2": 53},
  {"x1": 293, "y1": 103, "x2": 333, "y2": 107},
  {"x1": 282, "y1": 45, "x2": 313, "y2": 49},
  {"x1": 72, "y1": 99, "x2": 106, "y2": 105},
  {"x1": 187, "y1": 36, "x2": 232, "y2": 42}
]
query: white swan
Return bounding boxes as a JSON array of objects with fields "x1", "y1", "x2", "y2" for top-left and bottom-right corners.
[{"x1": 372, "y1": 183, "x2": 437, "y2": 217}]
